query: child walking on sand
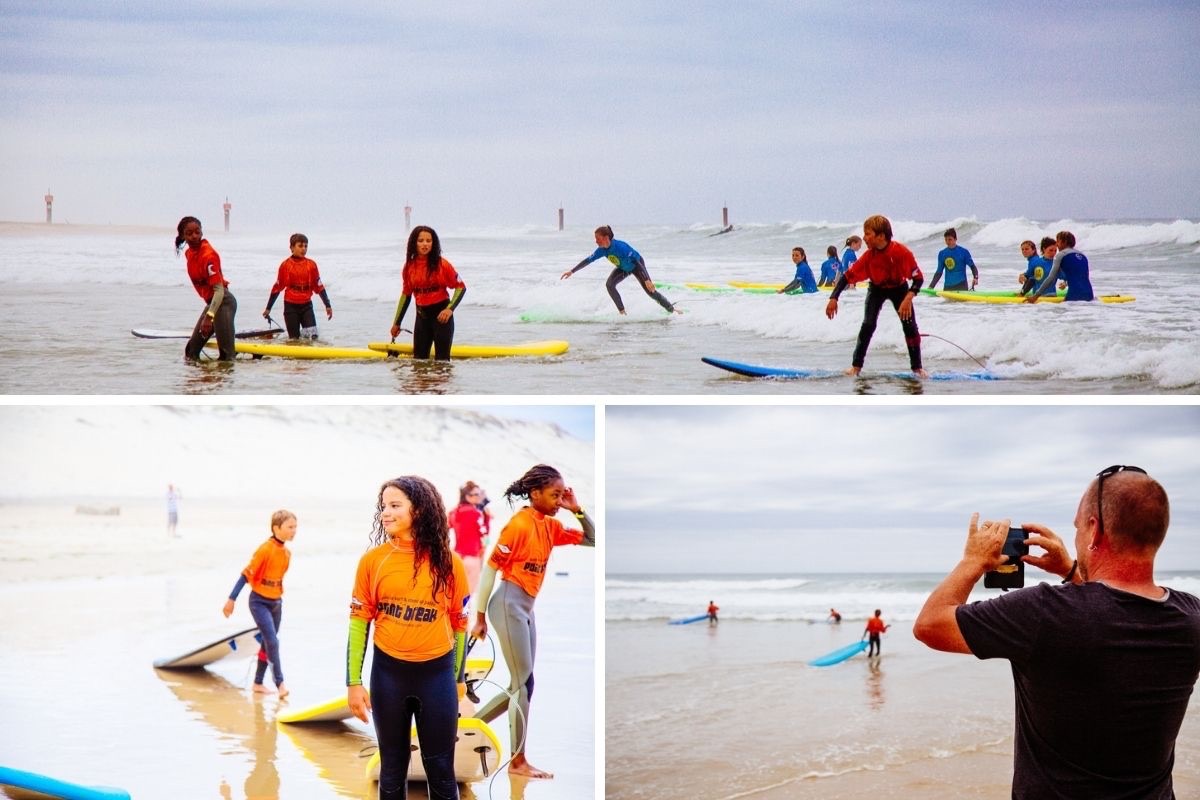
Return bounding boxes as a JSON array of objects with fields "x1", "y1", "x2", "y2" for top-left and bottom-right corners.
[
  {"x1": 346, "y1": 476, "x2": 469, "y2": 800},
  {"x1": 223, "y1": 509, "x2": 296, "y2": 697},
  {"x1": 472, "y1": 464, "x2": 596, "y2": 779}
]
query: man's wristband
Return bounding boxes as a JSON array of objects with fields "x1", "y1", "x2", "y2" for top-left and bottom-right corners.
[{"x1": 1062, "y1": 560, "x2": 1078, "y2": 584}]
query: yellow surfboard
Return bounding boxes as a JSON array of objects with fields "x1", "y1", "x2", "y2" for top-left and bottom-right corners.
[
  {"x1": 206, "y1": 341, "x2": 387, "y2": 359},
  {"x1": 938, "y1": 291, "x2": 1135, "y2": 305},
  {"x1": 366, "y1": 340, "x2": 569, "y2": 358}
]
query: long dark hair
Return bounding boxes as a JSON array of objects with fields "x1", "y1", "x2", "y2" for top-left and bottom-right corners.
[
  {"x1": 371, "y1": 476, "x2": 454, "y2": 602},
  {"x1": 175, "y1": 216, "x2": 201, "y2": 252},
  {"x1": 503, "y1": 464, "x2": 563, "y2": 505},
  {"x1": 405, "y1": 225, "x2": 443, "y2": 277}
]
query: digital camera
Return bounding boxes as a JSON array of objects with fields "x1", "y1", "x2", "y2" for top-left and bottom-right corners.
[{"x1": 983, "y1": 527, "x2": 1029, "y2": 590}]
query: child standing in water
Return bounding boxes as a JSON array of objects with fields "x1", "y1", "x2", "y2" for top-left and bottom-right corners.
[
  {"x1": 472, "y1": 464, "x2": 595, "y2": 779},
  {"x1": 560, "y1": 225, "x2": 679, "y2": 315},
  {"x1": 223, "y1": 509, "x2": 296, "y2": 697},
  {"x1": 176, "y1": 216, "x2": 238, "y2": 361},
  {"x1": 390, "y1": 225, "x2": 466, "y2": 360},
  {"x1": 346, "y1": 476, "x2": 469, "y2": 800},
  {"x1": 262, "y1": 233, "x2": 333, "y2": 339}
]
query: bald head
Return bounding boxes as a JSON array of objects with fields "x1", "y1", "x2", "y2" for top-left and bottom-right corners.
[{"x1": 1082, "y1": 470, "x2": 1170, "y2": 552}]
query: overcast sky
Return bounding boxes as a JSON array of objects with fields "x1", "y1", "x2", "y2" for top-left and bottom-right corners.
[
  {"x1": 606, "y1": 404, "x2": 1200, "y2": 574},
  {"x1": 3, "y1": 2, "x2": 1197, "y2": 230}
]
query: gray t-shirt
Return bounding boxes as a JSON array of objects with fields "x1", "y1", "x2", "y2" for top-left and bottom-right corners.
[{"x1": 957, "y1": 580, "x2": 1200, "y2": 799}]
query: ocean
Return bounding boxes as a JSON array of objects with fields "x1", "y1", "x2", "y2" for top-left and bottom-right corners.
[
  {"x1": 3, "y1": 217, "x2": 1198, "y2": 395},
  {"x1": 605, "y1": 572, "x2": 1200, "y2": 799}
]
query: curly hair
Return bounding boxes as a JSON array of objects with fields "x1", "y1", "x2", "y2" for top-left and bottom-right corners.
[
  {"x1": 503, "y1": 464, "x2": 563, "y2": 505},
  {"x1": 174, "y1": 216, "x2": 201, "y2": 252},
  {"x1": 371, "y1": 476, "x2": 455, "y2": 602}
]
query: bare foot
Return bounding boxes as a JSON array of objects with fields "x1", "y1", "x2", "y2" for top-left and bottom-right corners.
[
  {"x1": 913, "y1": 368, "x2": 929, "y2": 379},
  {"x1": 843, "y1": 366, "x2": 861, "y2": 376},
  {"x1": 276, "y1": 683, "x2": 290, "y2": 699},
  {"x1": 618, "y1": 310, "x2": 627, "y2": 316},
  {"x1": 509, "y1": 754, "x2": 553, "y2": 780},
  {"x1": 252, "y1": 683, "x2": 274, "y2": 694}
]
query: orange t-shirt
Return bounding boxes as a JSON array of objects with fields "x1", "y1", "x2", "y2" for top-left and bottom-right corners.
[
  {"x1": 487, "y1": 506, "x2": 584, "y2": 599},
  {"x1": 349, "y1": 539, "x2": 469, "y2": 663},
  {"x1": 866, "y1": 617, "x2": 887, "y2": 634},
  {"x1": 241, "y1": 537, "x2": 291, "y2": 600}
]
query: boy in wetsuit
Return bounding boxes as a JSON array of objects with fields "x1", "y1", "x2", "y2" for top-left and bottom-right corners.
[
  {"x1": 263, "y1": 233, "x2": 332, "y2": 339},
  {"x1": 560, "y1": 225, "x2": 679, "y2": 315},
  {"x1": 929, "y1": 227, "x2": 978, "y2": 291}
]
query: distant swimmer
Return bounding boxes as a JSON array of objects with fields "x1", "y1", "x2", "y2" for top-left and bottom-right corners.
[
  {"x1": 777, "y1": 247, "x2": 819, "y2": 294},
  {"x1": 560, "y1": 225, "x2": 680, "y2": 315},
  {"x1": 862, "y1": 608, "x2": 890, "y2": 656},
  {"x1": 708, "y1": 600, "x2": 720, "y2": 625},
  {"x1": 1017, "y1": 238, "x2": 1054, "y2": 297},
  {"x1": 263, "y1": 232, "x2": 332, "y2": 339},
  {"x1": 928, "y1": 227, "x2": 978, "y2": 291},
  {"x1": 818, "y1": 246, "x2": 841, "y2": 287},
  {"x1": 825, "y1": 215, "x2": 928, "y2": 379},
  {"x1": 1028, "y1": 230, "x2": 1094, "y2": 303},
  {"x1": 828, "y1": 608, "x2": 842, "y2": 623},
  {"x1": 176, "y1": 216, "x2": 237, "y2": 361},
  {"x1": 390, "y1": 225, "x2": 466, "y2": 359}
]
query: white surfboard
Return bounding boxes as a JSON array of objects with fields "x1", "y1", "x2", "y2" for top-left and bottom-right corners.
[
  {"x1": 153, "y1": 626, "x2": 261, "y2": 669},
  {"x1": 364, "y1": 717, "x2": 503, "y2": 783},
  {"x1": 131, "y1": 326, "x2": 284, "y2": 339}
]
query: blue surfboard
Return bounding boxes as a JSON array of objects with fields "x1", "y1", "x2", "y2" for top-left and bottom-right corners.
[
  {"x1": 809, "y1": 640, "x2": 869, "y2": 667},
  {"x1": 0, "y1": 765, "x2": 131, "y2": 800},
  {"x1": 668, "y1": 613, "x2": 710, "y2": 625},
  {"x1": 702, "y1": 356, "x2": 998, "y2": 382}
]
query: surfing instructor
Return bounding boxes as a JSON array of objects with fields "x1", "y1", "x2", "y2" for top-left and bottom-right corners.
[
  {"x1": 175, "y1": 216, "x2": 237, "y2": 361},
  {"x1": 561, "y1": 226, "x2": 679, "y2": 315}
]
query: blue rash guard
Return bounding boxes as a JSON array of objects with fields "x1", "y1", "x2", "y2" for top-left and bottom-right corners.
[
  {"x1": 1037, "y1": 248, "x2": 1094, "y2": 301},
  {"x1": 818, "y1": 256, "x2": 840, "y2": 286},
  {"x1": 930, "y1": 245, "x2": 978, "y2": 290},
  {"x1": 1020, "y1": 255, "x2": 1054, "y2": 296},
  {"x1": 840, "y1": 247, "x2": 858, "y2": 278},
  {"x1": 571, "y1": 239, "x2": 643, "y2": 274},
  {"x1": 781, "y1": 260, "x2": 818, "y2": 293}
]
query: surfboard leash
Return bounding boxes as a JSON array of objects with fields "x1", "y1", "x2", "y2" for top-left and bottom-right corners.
[{"x1": 920, "y1": 333, "x2": 988, "y2": 370}]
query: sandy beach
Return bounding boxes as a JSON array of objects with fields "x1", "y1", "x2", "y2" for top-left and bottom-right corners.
[{"x1": 0, "y1": 498, "x2": 596, "y2": 800}]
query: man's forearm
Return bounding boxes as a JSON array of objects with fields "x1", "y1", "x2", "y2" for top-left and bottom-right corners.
[{"x1": 913, "y1": 558, "x2": 987, "y2": 653}]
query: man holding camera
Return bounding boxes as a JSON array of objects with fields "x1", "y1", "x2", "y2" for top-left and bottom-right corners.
[{"x1": 913, "y1": 466, "x2": 1200, "y2": 799}]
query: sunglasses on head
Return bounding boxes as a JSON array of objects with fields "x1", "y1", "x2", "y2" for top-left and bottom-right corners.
[{"x1": 1096, "y1": 465, "x2": 1148, "y2": 533}]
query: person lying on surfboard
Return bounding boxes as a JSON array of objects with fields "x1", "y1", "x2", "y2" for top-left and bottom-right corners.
[{"x1": 560, "y1": 225, "x2": 681, "y2": 315}]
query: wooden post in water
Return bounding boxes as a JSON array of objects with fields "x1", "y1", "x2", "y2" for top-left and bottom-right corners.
[
  {"x1": 44, "y1": 191, "x2": 53, "y2": 224},
  {"x1": 558, "y1": 206, "x2": 564, "y2": 231},
  {"x1": 404, "y1": 204, "x2": 413, "y2": 233},
  {"x1": 722, "y1": 205, "x2": 729, "y2": 228},
  {"x1": 223, "y1": 197, "x2": 231, "y2": 232}
]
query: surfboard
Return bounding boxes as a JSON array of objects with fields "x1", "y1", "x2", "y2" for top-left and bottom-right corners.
[
  {"x1": 364, "y1": 718, "x2": 503, "y2": 784},
  {"x1": 809, "y1": 640, "x2": 869, "y2": 667},
  {"x1": 366, "y1": 340, "x2": 569, "y2": 358},
  {"x1": 153, "y1": 626, "x2": 261, "y2": 669},
  {"x1": 667, "y1": 613, "x2": 710, "y2": 625},
  {"x1": 206, "y1": 341, "x2": 389, "y2": 359},
  {"x1": 938, "y1": 291, "x2": 1135, "y2": 305},
  {"x1": 727, "y1": 281, "x2": 841, "y2": 292},
  {"x1": 701, "y1": 356, "x2": 998, "y2": 382},
  {"x1": 132, "y1": 326, "x2": 284, "y2": 339},
  {"x1": 0, "y1": 765, "x2": 131, "y2": 800},
  {"x1": 277, "y1": 659, "x2": 494, "y2": 724},
  {"x1": 919, "y1": 288, "x2": 1065, "y2": 298}
]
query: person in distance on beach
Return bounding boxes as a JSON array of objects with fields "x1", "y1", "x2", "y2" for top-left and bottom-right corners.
[
  {"x1": 777, "y1": 247, "x2": 818, "y2": 294},
  {"x1": 707, "y1": 600, "x2": 720, "y2": 624},
  {"x1": 449, "y1": 480, "x2": 491, "y2": 593},
  {"x1": 472, "y1": 464, "x2": 595, "y2": 779},
  {"x1": 346, "y1": 476, "x2": 469, "y2": 799},
  {"x1": 1027, "y1": 230, "x2": 1094, "y2": 302},
  {"x1": 223, "y1": 509, "x2": 297, "y2": 698},
  {"x1": 176, "y1": 216, "x2": 237, "y2": 361},
  {"x1": 928, "y1": 227, "x2": 978, "y2": 291},
  {"x1": 818, "y1": 246, "x2": 841, "y2": 287},
  {"x1": 560, "y1": 225, "x2": 680, "y2": 315},
  {"x1": 262, "y1": 233, "x2": 332, "y2": 339},
  {"x1": 824, "y1": 215, "x2": 928, "y2": 378},
  {"x1": 390, "y1": 225, "x2": 466, "y2": 359},
  {"x1": 913, "y1": 467, "x2": 1200, "y2": 799},
  {"x1": 862, "y1": 609, "x2": 889, "y2": 656}
]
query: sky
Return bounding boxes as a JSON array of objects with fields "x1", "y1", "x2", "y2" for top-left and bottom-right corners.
[
  {"x1": 2, "y1": 1, "x2": 1198, "y2": 231},
  {"x1": 606, "y1": 404, "x2": 1200, "y2": 574}
]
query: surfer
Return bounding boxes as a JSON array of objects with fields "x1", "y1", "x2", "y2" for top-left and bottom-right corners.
[
  {"x1": 449, "y1": 480, "x2": 491, "y2": 593},
  {"x1": 472, "y1": 464, "x2": 595, "y2": 779},
  {"x1": 818, "y1": 246, "x2": 841, "y2": 287},
  {"x1": 777, "y1": 247, "x2": 818, "y2": 294},
  {"x1": 707, "y1": 600, "x2": 720, "y2": 624},
  {"x1": 862, "y1": 609, "x2": 890, "y2": 656},
  {"x1": 560, "y1": 226, "x2": 680, "y2": 315},
  {"x1": 928, "y1": 227, "x2": 979, "y2": 291},
  {"x1": 390, "y1": 225, "x2": 466, "y2": 360},
  {"x1": 828, "y1": 608, "x2": 842, "y2": 623},
  {"x1": 262, "y1": 233, "x2": 332, "y2": 339},
  {"x1": 825, "y1": 215, "x2": 929, "y2": 378},
  {"x1": 840, "y1": 235, "x2": 863, "y2": 283},
  {"x1": 175, "y1": 216, "x2": 237, "y2": 361},
  {"x1": 223, "y1": 509, "x2": 296, "y2": 697},
  {"x1": 1028, "y1": 230, "x2": 1094, "y2": 302},
  {"x1": 346, "y1": 476, "x2": 469, "y2": 800}
]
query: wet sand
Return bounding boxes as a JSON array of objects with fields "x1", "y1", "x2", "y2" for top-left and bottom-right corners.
[{"x1": 0, "y1": 500, "x2": 596, "y2": 799}]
